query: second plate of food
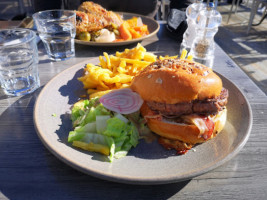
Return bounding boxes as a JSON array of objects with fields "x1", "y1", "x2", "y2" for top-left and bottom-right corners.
[{"x1": 75, "y1": 12, "x2": 160, "y2": 46}]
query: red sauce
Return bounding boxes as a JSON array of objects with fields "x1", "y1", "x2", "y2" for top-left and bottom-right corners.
[
  {"x1": 201, "y1": 117, "x2": 215, "y2": 140},
  {"x1": 158, "y1": 137, "x2": 192, "y2": 155}
]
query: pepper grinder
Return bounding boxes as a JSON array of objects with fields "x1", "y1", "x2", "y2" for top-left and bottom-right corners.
[{"x1": 190, "y1": 2, "x2": 222, "y2": 68}]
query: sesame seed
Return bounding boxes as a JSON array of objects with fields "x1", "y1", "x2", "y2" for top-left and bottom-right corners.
[{"x1": 156, "y1": 78, "x2": 162, "y2": 84}]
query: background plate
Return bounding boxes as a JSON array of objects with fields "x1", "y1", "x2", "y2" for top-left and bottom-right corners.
[
  {"x1": 75, "y1": 13, "x2": 160, "y2": 46},
  {"x1": 34, "y1": 58, "x2": 252, "y2": 185}
]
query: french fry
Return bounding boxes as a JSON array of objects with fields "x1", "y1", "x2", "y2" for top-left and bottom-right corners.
[
  {"x1": 115, "y1": 82, "x2": 122, "y2": 88},
  {"x1": 187, "y1": 54, "x2": 193, "y2": 60},
  {"x1": 87, "y1": 88, "x2": 100, "y2": 94},
  {"x1": 120, "y1": 58, "x2": 150, "y2": 66},
  {"x1": 121, "y1": 83, "x2": 131, "y2": 88},
  {"x1": 143, "y1": 52, "x2": 157, "y2": 62},
  {"x1": 103, "y1": 52, "x2": 111, "y2": 69},
  {"x1": 180, "y1": 49, "x2": 188, "y2": 59},
  {"x1": 90, "y1": 90, "x2": 113, "y2": 99},
  {"x1": 117, "y1": 74, "x2": 133, "y2": 83},
  {"x1": 159, "y1": 55, "x2": 178, "y2": 60}
]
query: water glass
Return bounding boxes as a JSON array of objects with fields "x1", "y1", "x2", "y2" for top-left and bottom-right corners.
[
  {"x1": 33, "y1": 10, "x2": 76, "y2": 61},
  {"x1": 0, "y1": 28, "x2": 40, "y2": 96}
]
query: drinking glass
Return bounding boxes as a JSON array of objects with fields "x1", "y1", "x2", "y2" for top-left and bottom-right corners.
[
  {"x1": 0, "y1": 28, "x2": 40, "y2": 96},
  {"x1": 33, "y1": 10, "x2": 76, "y2": 61}
]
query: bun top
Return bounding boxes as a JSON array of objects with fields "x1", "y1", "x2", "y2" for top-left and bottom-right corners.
[{"x1": 131, "y1": 59, "x2": 223, "y2": 104}]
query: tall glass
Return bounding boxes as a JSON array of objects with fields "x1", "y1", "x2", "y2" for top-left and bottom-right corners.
[
  {"x1": 0, "y1": 28, "x2": 40, "y2": 96},
  {"x1": 33, "y1": 10, "x2": 76, "y2": 61}
]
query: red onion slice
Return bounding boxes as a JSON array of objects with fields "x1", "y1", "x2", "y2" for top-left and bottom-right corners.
[{"x1": 99, "y1": 88, "x2": 144, "y2": 114}]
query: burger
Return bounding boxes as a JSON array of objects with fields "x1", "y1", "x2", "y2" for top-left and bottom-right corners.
[{"x1": 130, "y1": 59, "x2": 228, "y2": 154}]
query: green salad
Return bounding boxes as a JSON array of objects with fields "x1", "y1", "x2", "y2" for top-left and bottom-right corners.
[{"x1": 68, "y1": 98, "x2": 143, "y2": 162}]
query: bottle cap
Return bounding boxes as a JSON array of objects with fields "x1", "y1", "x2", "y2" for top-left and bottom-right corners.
[{"x1": 208, "y1": 2, "x2": 214, "y2": 8}]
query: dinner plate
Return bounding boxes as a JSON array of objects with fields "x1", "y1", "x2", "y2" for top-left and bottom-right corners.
[
  {"x1": 34, "y1": 58, "x2": 252, "y2": 185},
  {"x1": 74, "y1": 12, "x2": 160, "y2": 46}
]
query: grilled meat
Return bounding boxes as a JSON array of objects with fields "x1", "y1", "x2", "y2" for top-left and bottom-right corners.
[
  {"x1": 75, "y1": 1, "x2": 123, "y2": 33},
  {"x1": 147, "y1": 88, "x2": 229, "y2": 117}
]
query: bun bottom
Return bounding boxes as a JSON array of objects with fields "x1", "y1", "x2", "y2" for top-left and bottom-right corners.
[{"x1": 141, "y1": 104, "x2": 227, "y2": 145}]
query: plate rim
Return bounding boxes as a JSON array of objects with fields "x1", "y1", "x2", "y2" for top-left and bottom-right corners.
[
  {"x1": 74, "y1": 12, "x2": 160, "y2": 46},
  {"x1": 33, "y1": 59, "x2": 253, "y2": 185}
]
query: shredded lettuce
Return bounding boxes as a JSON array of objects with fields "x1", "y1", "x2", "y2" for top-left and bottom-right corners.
[
  {"x1": 71, "y1": 99, "x2": 89, "y2": 122},
  {"x1": 96, "y1": 115, "x2": 110, "y2": 134},
  {"x1": 103, "y1": 117, "x2": 127, "y2": 138},
  {"x1": 74, "y1": 122, "x2": 96, "y2": 133},
  {"x1": 68, "y1": 98, "x2": 143, "y2": 162}
]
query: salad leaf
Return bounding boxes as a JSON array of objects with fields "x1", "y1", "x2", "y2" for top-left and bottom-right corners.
[
  {"x1": 103, "y1": 117, "x2": 127, "y2": 138},
  {"x1": 73, "y1": 141, "x2": 110, "y2": 156},
  {"x1": 71, "y1": 99, "x2": 89, "y2": 122},
  {"x1": 80, "y1": 107, "x2": 96, "y2": 126},
  {"x1": 96, "y1": 115, "x2": 110, "y2": 134},
  {"x1": 114, "y1": 113, "x2": 129, "y2": 123},
  {"x1": 80, "y1": 104, "x2": 111, "y2": 127},
  {"x1": 74, "y1": 122, "x2": 97, "y2": 133},
  {"x1": 75, "y1": 133, "x2": 115, "y2": 161},
  {"x1": 95, "y1": 104, "x2": 110, "y2": 116},
  {"x1": 68, "y1": 131, "x2": 86, "y2": 142},
  {"x1": 129, "y1": 124, "x2": 139, "y2": 147},
  {"x1": 126, "y1": 111, "x2": 156, "y2": 143}
]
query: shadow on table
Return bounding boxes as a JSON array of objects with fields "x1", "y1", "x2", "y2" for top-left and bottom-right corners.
[
  {"x1": 58, "y1": 67, "x2": 85, "y2": 105},
  {"x1": 43, "y1": 152, "x2": 192, "y2": 200},
  {"x1": 1, "y1": 144, "x2": 191, "y2": 199},
  {"x1": 216, "y1": 26, "x2": 267, "y2": 65}
]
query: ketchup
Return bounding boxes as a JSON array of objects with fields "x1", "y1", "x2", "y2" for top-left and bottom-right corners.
[{"x1": 201, "y1": 117, "x2": 215, "y2": 140}]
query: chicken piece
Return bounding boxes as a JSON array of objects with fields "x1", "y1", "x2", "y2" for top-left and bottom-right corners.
[
  {"x1": 78, "y1": 2, "x2": 108, "y2": 16},
  {"x1": 76, "y1": 11, "x2": 107, "y2": 33},
  {"x1": 77, "y1": 1, "x2": 123, "y2": 32},
  {"x1": 76, "y1": 11, "x2": 89, "y2": 34}
]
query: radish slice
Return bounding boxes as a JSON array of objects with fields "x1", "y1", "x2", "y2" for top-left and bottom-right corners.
[{"x1": 99, "y1": 88, "x2": 144, "y2": 114}]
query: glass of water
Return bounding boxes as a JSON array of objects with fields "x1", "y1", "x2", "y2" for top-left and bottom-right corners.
[
  {"x1": 33, "y1": 10, "x2": 76, "y2": 61},
  {"x1": 0, "y1": 28, "x2": 40, "y2": 96}
]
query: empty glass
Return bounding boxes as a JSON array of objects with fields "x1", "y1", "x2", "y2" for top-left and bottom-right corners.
[
  {"x1": 33, "y1": 10, "x2": 76, "y2": 61},
  {"x1": 0, "y1": 28, "x2": 40, "y2": 96}
]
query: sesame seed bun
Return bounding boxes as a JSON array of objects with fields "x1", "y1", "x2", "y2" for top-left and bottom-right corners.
[{"x1": 131, "y1": 59, "x2": 223, "y2": 104}]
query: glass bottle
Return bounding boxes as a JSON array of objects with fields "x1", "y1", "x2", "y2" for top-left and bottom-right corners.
[
  {"x1": 180, "y1": 0, "x2": 206, "y2": 53},
  {"x1": 190, "y1": 2, "x2": 222, "y2": 68}
]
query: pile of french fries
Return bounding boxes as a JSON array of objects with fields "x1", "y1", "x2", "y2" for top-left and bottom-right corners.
[{"x1": 78, "y1": 43, "x2": 191, "y2": 98}]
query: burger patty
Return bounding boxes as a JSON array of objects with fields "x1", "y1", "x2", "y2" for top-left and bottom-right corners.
[{"x1": 147, "y1": 88, "x2": 228, "y2": 117}]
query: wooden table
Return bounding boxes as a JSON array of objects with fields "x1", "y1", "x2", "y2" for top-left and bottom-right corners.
[{"x1": 1, "y1": 23, "x2": 267, "y2": 200}]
